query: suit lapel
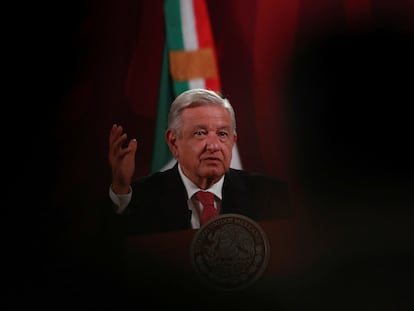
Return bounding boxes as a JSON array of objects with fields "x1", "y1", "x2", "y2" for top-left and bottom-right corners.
[{"x1": 159, "y1": 164, "x2": 192, "y2": 230}]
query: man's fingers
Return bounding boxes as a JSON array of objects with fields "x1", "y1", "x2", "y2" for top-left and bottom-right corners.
[
  {"x1": 109, "y1": 124, "x2": 119, "y2": 144},
  {"x1": 109, "y1": 125, "x2": 138, "y2": 164},
  {"x1": 116, "y1": 139, "x2": 137, "y2": 158},
  {"x1": 128, "y1": 138, "x2": 138, "y2": 152},
  {"x1": 109, "y1": 124, "x2": 125, "y2": 147}
]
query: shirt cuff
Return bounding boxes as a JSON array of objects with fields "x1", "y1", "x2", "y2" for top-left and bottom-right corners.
[{"x1": 109, "y1": 185, "x2": 132, "y2": 214}]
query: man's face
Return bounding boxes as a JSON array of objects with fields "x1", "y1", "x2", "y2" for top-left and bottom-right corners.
[{"x1": 166, "y1": 105, "x2": 237, "y2": 189}]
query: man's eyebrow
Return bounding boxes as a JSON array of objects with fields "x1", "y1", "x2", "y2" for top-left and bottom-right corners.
[
  {"x1": 191, "y1": 124, "x2": 231, "y2": 130},
  {"x1": 217, "y1": 125, "x2": 231, "y2": 130}
]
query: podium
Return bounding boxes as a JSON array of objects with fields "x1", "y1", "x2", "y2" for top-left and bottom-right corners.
[{"x1": 122, "y1": 216, "x2": 319, "y2": 308}]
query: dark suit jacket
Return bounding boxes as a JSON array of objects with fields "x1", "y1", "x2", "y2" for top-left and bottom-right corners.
[{"x1": 114, "y1": 164, "x2": 292, "y2": 235}]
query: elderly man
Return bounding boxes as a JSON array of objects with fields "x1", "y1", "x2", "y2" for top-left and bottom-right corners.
[{"x1": 108, "y1": 88, "x2": 291, "y2": 234}]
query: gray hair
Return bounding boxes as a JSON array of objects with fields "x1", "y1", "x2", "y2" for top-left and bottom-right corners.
[{"x1": 167, "y1": 88, "x2": 236, "y2": 135}]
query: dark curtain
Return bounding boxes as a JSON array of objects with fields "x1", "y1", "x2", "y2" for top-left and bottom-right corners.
[{"x1": 8, "y1": 0, "x2": 413, "y2": 309}]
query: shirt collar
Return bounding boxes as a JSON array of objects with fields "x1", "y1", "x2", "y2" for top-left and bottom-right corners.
[{"x1": 178, "y1": 164, "x2": 224, "y2": 200}]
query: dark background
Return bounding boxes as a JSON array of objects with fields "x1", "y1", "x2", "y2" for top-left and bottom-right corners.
[{"x1": 6, "y1": 0, "x2": 413, "y2": 309}]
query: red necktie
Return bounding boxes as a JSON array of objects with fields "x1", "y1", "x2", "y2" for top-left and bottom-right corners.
[{"x1": 196, "y1": 191, "x2": 218, "y2": 225}]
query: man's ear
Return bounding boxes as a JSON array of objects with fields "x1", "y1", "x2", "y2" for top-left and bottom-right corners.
[
  {"x1": 233, "y1": 132, "x2": 237, "y2": 144},
  {"x1": 165, "y1": 129, "x2": 178, "y2": 157}
]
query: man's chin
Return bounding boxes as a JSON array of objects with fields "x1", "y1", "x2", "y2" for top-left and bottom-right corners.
[{"x1": 200, "y1": 166, "x2": 225, "y2": 179}]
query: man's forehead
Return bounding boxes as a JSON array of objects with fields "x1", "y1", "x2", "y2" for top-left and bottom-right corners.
[{"x1": 190, "y1": 123, "x2": 231, "y2": 129}]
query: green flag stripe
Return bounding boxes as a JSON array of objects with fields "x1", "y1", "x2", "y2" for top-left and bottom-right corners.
[
  {"x1": 174, "y1": 81, "x2": 191, "y2": 96},
  {"x1": 164, "y1": 0, "x2": 185, "y2": 50},
  {"x1": 151, "y1": 43, "x2": 175, "y2": 173}
]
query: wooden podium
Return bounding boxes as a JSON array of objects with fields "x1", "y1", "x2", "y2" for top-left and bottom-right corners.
[{"x1": 122, "y1": 217, "x2": 319, "y2": 308}]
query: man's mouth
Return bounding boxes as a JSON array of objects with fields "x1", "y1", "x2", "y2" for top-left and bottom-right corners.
[{"x1": 202, "y1": 157, "x2": 221, "y2": 162}]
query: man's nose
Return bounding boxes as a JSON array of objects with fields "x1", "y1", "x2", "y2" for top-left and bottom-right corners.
[{"x1": 206, "y1": 134, "x2": 220, "y2": 152}]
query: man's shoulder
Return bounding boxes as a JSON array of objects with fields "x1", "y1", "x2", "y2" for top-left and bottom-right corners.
[
  {"x1": 226, "y1": 168, "x2": 286, "y2": 185},
  {"x1": 133, "y1": 165, "x2": 180, "y2": 186},
  {"x1": 225, "y1": 168, "x2": 289, "y2": 197},
  {"x1": 225, "y1": 169, "x2": 292, "y2": 220}
]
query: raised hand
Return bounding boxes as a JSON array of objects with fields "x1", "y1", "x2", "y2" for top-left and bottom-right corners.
[{"x1": 108, "y1": 124, "x2": 138, "y2": 194}]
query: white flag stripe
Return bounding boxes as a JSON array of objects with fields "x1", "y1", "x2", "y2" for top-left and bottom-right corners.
[
  {"x1": 230, "y1": 143, "x2": 242, "y2": 169},
  {"x1": 180, "y1": 0, "x2": 198, "y2": 50},
  {"x1": 189, "y1": 78, "x2": 205, "y2": 89}
]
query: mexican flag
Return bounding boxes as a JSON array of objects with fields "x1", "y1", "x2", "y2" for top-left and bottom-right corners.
[{"x1": 151, "y1": 0, "x2": 242, "y2": 173}]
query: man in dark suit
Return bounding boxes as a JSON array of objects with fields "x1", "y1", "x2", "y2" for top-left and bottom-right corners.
[{"x1": 108, "y1": 88, "x2": 291, "y2": 234}]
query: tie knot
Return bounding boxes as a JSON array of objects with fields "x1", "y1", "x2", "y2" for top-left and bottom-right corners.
[{"x1": 196, "y1": 191, "x2": 215, "y2": 206}]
